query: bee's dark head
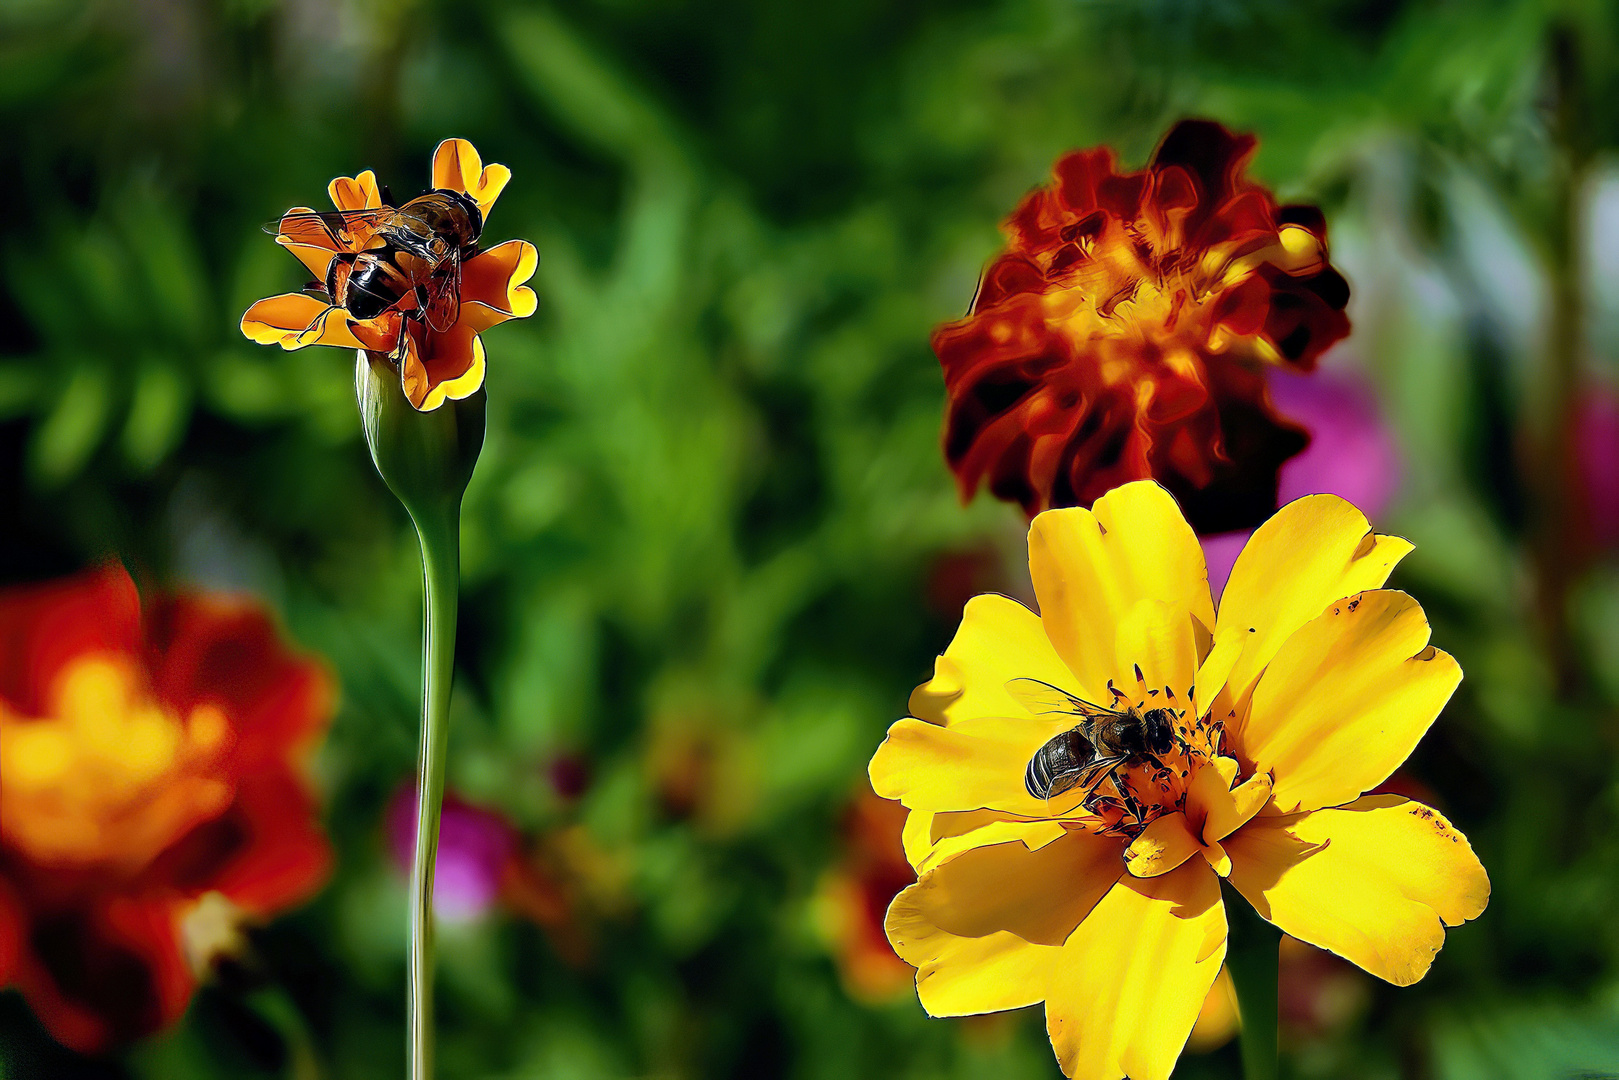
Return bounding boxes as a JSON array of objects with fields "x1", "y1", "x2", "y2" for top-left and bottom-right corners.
[
  {"x1": 1140, "y1": 708, "x2": 1176, "y2": 756},
  {"x1": 447, "y1": 189, "x2": 483, "y2": 242}
]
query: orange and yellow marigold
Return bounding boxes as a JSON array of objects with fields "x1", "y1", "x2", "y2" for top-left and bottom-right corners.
[
  {"x1": 242, "y1": 138, "x2": 536, "y2": 412},
  {"x1": 870, "y1": 481, "x2": 1488, "y2": 1080},
  {"x1": 0, "y1": 566, "x2": 333, "y2": 1053},
  {"x1": 936, "y1": 121, "x2": 1350, "y2": 533}
]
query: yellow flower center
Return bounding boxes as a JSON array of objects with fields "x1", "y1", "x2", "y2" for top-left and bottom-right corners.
[
  {"x1": 0, "y1": 654, "x2": 235, "y2": 870},
  {"x1": 1036, "y1": 217, "x2": 1326, "y2": 372}
]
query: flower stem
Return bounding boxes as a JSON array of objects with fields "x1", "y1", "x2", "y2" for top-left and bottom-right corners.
[
  {"x1": 352, "y1": 352, "x2": 483, "y2": 1080},
  {"x1": 403, "y1": 507, "x2": 458, "y2": 1080},
  {"x1": 1223, "y1": 883, "x2": 1281, "y2": 1080},
  {"x1": 407, "y1": 506, "x2": 458, "y2": 1080}
]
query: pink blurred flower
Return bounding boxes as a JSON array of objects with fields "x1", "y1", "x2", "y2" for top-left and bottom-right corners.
[
  {"x1": 1203, "y1": 367, "x2": 1402, "y2": 598},
  {"x1": 386, "y1": 785, "x2": 517, "y2": 924},
  {"x1": 1579, "y1": 385, "x2": 1619, "y2": 548}
]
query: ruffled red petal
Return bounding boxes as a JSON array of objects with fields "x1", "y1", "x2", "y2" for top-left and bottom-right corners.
[
  {"x1": 0, "y1": 566, "x2": 333, "y2": 1053},
  {"x1": 936, "y1": 119, "x2": 1349, "y2": 532},
  {"x1": 0, "y1": 566, "x2": 140, "y2": 717}
]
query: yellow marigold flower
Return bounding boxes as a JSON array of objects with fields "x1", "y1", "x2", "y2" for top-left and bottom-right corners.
[
  {"x1": 869, "y1": 480, "x2": 1489, "y2": 1080},
  {"x1": 241, "y1": 139, "x2": 537, "y2": 411}
]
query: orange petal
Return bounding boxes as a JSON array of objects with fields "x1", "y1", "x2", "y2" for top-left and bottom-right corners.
[
  {"x1": 398, "y1": 322, "x2": 487, "y2": 411},
  {"x1": 328, "y1": 170, "x2": 381, "y2": 212},
  {"x1": 241, "y1": 294, "x2": 364, "y2": 351},
  {"x1": 274, "y1": 205, "x2": 346, "y2": 280},
  {"x1": 461, "y1": 240, "x2": 538, "y2": 332},
  {"x1": 431, "y1": 139, "x2": 511, "y2": 220},
  {"x1": 350, "y1": 312, "x2": 403, "y2": 356}
]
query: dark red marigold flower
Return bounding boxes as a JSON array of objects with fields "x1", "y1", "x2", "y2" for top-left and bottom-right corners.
[
  {"x1": 0, "y1": 566, "x2": 333, "y2": 1054},
  {"x1": 935, "y1": 119, "x2": 1351, "y2": 533}
]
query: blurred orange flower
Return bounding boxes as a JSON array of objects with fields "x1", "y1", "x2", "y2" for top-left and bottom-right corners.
[
  {"x1": 812, "y1": 787, "x2": 917, "y2": 1002},
  {"x1": 241, "y1": 138, "x2": 537, "y2": 411},
  {"x1": 0, "y1": 566, "x2": 333, "y2": 1054},
  {"x1": 935, "y1": 120, "x2": 1350, "y2": 533}
]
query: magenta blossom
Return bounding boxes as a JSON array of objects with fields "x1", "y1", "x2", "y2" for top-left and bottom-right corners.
[
  {"x1": 1202, "y1": 366, "x2": 1402, "y2": 598},
  {"x1": 386, "y1": 784, "x2": 517, "y2": 923},
  {"x1": 1579, "y1": 385, "x2": 1619, "y2": 548}
]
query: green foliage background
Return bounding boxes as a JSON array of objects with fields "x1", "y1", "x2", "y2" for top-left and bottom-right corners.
[{"x1": 3, "y1": 0, "x2": 1619, "y2": 1077}]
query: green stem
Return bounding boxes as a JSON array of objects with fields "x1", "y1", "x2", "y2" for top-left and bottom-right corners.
[
  {"x1": 1223, "y1": 882, "x2": 1281, "y2": 1080},
  {"x1": 407, "y1": 507, "x2": 459, "y2": 1080}
]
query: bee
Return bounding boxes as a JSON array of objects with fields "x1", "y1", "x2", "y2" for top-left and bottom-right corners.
[
  {"x1": 267, "y1": 188, "x2": 484, "y2": 335},
  {"x1": 1009, "y1": 679, "x2": 1180, "y2": 804}
]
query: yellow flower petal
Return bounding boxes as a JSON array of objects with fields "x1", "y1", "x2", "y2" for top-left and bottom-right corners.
[
  {"x1": 1029, "y1": 482, "x2": 1214, "y2": 705},
  {"x1": 432, "y1": 138, "x2": 511, "y2": 220},
  {"x1": 916, "y1": 818, "x2": 1067, "y2": 874},
  {"x1": 887, "y1": 830, "x2": 1124, "y2": 1016},
  {"x1": 1191, "y1": 635, "x2": 1241, "y2": 720},
  {"x1": 892, "y1": 922, "x2": 1058, "y2": 1016},
  {"x1": 1114, "y1": 597, "x2": 1198, "y2": 700},
  {"x1": 240, "y1": 294, "x2": 364, "y2": 351},
  {"x1": 869, "y1": 715, "x2": 1072, "y2": 817},
  {"x1": 328, "y1": 170, "x2": 382, "y2": 212},
  {"x1": 903, "y1": 807, "x2": 1058, "y2": 871},
  {"x1": 1241, "y1": 590, "x2": 1461, "y2": 814},
  {"x1": 1215, "y1": 495, "x2": 1413, "y2": 715},
  {"x1": 1225, "y1": 795, "x2": 1489, "y2": 986},
  {"x1": 1197, "y1": 767, "x2": 1272, "y2": 846},
  {"x1": 901, "y1": 809, "x2": 937, "y2": 868},
  {"x1": 1046, "y1": 860, "x2": 1226, "y2": 1080},
  {"x1": 1124, "y1": 811, "x2": 1200, "y2": 878},
  {"x1": 909, "y1": 594, "x2": 1075, "y2": 728}
]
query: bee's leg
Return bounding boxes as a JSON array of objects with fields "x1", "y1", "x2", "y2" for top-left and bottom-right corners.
[{"x1": 1107, "y1": 764, "x2": 1145, "y2": 827}]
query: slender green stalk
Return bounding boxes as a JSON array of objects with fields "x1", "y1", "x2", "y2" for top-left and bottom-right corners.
[
  {"x1": 407, "y1": 508, "x2": 459, "y2": 1080},
  {"x1": 1222, "y1": 883, "x2": 1281, "y2": 1080},
  {"x1": 354, "y1": 351, "x2": 483, "y2": 1080}
]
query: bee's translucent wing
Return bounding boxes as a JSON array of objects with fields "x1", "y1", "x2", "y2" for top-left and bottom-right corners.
[
  {"x1": 1005, "y1": 678, "x2": 1116, "y2": 718},
  {"x1": 423, "y1": 247, "x2": 462, "y2": 333},
  {"x1": 264, "y1": 208, "x2": 393, "y2": 250}
]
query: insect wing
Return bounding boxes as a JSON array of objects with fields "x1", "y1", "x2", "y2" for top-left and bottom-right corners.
[
  {"x1": 1004, "y1": 678, "x2": 1119, "y2": 719},
  {"x1": 265, "y1": 208, "x2": 394, "y2": 251},
  {"x1": 423, "y1": 248, "x2": 462, "y2": 333},
  {"x1": 1039, "y1": 754, "x2": 1127, "y2": 816}
]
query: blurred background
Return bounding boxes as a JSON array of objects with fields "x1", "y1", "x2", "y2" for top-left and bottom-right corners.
[{"x1": 2, "y1": 0, "x2": 1619, "y2": 1077}]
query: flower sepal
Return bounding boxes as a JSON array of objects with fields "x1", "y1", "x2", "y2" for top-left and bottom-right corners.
[{"x1": 356, "y1": 350, "x2": 485, "y2": 525}]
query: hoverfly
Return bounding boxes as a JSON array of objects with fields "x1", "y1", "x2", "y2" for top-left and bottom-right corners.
[
  {"x1": 1008, "y1": 678, "x2": 1181, "y2": 809},
  {"x1": 267, "y1": 188, "x2": 483, "y2": 335}
]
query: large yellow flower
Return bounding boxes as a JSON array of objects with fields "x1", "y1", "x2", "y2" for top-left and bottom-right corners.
[{"x1": 869, "y1": 480, "x2": 1488, "y2": 1080}]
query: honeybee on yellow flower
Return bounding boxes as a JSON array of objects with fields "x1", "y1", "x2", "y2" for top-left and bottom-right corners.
[{"x1": 869, "y1": 480, "x2": 1488, "y2": 1080}]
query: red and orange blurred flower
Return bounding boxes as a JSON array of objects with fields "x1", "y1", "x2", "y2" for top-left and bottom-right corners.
[
  {"x1": 242, "y1": 139, "x2": 537, "y2": 412},
  {"x1": 935, "y1": 119, "x2": 1351, "y2": 533},
  {"x1": 0, "y1": 566, "x2": 333, "y2": 1053},
  {"x1": 812, "y1": 787, "x2": 918, "y2": 1002}
]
